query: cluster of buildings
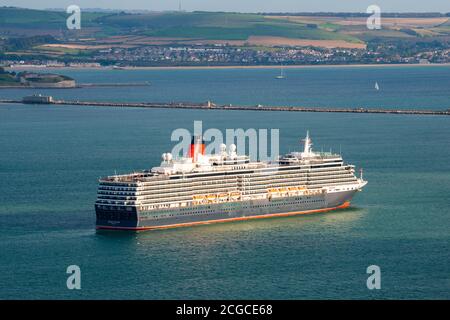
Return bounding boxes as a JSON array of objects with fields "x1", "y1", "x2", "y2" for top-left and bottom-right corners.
[
  {"x1": 89, "y1": 46, "x2": 367, "y2": 65},
  {"x1": 1, "y1": 60, "x2": 101, "y2": 68},
  {"x1": 89, "y1": 45, "x2": 450, "y2": 66},
  {"x1": 1, "y1": 44, "x2": 449, "y2": 67}
]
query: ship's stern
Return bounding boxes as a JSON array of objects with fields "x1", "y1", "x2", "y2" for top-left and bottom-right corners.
[{"x1": 95, "y1": 205, "x2": 139, "y2": 230}]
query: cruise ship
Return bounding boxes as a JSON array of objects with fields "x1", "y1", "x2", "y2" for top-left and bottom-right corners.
[{"x1": 95, "y1": 133, "x2": 367, "y2": 231}]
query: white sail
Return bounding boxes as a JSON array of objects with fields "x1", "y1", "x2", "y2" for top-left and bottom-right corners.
[{"x1": 275, "y1": 66, "x2": 286, "y2": 79}]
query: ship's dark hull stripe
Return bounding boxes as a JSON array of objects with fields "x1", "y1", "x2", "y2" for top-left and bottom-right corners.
[{"x1": 96, "y1": 201, "x2": 350, "y2": 231}]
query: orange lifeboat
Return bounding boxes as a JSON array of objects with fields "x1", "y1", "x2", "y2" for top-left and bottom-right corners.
[
  {"x1": 230, "y1": 191, "x2": 241, "y2": 200},
  {"x1": 278, "y1": 187, "x2": 288, "y2": 194},
  {"x1": 218, "y1": 193, "x2": 229, "y2": 201},
  {"x1": 192, "y1": 195, "x2": 206, "y2": 204}
]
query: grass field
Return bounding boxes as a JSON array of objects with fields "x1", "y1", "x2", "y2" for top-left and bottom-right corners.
[
  {"x1": 97, "y1": 11, "x2": 359, "y2": 42},
  {"x1": 0, "y1": 7, "x2": 108, "y2": 29},
  {"x1": 0, "y1": 9, "x2": 359, "y2": 44},
  {"x1": 267, "y1": 15, "x2": 450, "y2": 38}
]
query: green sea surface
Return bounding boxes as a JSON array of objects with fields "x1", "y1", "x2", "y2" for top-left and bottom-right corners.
[{"x1": 0, "y1": 66, "x2": 449, "y2": 299}]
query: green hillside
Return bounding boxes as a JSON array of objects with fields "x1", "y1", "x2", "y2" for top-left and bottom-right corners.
[
  {"x1": 0, "y1": 7, "x2": 66, "y2": 27},
  {"x1": 97, "y1": 11, "x2": 356, "y2": 41},
  {"x1": 1, "y1": 7, "x2": 448, "y2": 42},
  {"x1": 0, "y1": 7, "x2": 358, "y2": 41},
  {"x1": 0, "y1": 7, "x2": 109, "y2": 29}
]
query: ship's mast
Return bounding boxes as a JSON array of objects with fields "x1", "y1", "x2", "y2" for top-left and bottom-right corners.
[{"x1": 303, "y1": 131, "x2": 312, "y2": 156}]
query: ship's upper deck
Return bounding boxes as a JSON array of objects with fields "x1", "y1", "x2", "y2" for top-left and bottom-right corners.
[{"x1": 99, "y1": 132, "x2": 344, "y2": 184}]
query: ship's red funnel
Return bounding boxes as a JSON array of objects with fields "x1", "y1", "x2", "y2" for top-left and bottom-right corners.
[{"x1": 188, "y1": 136, "x2": 205, "y2": 162}]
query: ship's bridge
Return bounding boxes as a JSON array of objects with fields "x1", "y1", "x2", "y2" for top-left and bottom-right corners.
[{"x1": 279, "y1": 131, "x2": 343, "y2": 165}]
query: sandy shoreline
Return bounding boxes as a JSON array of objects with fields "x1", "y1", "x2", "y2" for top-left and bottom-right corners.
[{"x1": 6, "y1": 63, "x2": 450, "y2": 71}]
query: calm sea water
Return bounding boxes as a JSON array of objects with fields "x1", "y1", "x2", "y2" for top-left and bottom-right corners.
[{"x1": 0, "y1": 66, "x2": 449, "y2": 299}]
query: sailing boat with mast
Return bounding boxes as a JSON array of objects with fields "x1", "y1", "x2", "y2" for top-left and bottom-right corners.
[{"x1": 275, "y1": 65, "x2": 286, "y2": 79}]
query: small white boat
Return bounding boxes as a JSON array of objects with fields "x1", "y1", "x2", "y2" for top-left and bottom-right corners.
[{"x1": 275, "y1": 67, "x2": 286, "y2": 79}]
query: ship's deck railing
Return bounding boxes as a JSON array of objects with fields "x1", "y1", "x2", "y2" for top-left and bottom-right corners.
[
  {"x1": 280, "y1": 153, "x2": 342, "y2": 163},
  {"x1": 100, "y1": 153, "x2": 343, "y2": 183},
  {"x1": 100, "y1": 172, "x2": 167, "y2": 183},
  {"x1": 316, "y1": 152, "x2": 341, "y2": 158},
  {"x1": 284, "y1": 152, "x2": 341, "y2": 159},
  {"x1": 101, "y1": 163, "x2": 269, "y2": 183}
]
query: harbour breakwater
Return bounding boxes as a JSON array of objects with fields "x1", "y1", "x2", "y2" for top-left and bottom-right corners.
[{"x1": 1, "y1": 97, "x2": 449, "y2": 116}]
